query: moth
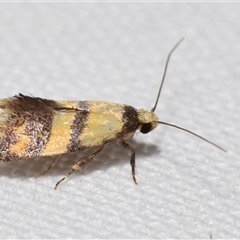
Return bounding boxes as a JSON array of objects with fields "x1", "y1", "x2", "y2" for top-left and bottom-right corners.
[{"x1": 0, "y1": 38, "x2": 225, "y2": 189}]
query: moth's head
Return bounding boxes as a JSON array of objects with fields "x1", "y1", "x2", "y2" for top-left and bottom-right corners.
[
  {"x1": 134, "y1": 40, "x2": 184, "y2": 135},
  {"x1": 137, "y1": 109, "x2": 159, "y2": 134}
]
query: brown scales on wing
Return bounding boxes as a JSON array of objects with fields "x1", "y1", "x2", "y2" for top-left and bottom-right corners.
[
  {"x1": 0, "y1": 93, "x2": 59, "y2": 112},
  {"x1": 0, "y1": 94, "x2": 61, "y2": 161}
]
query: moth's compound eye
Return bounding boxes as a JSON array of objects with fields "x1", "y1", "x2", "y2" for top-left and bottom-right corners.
[{"x1": 140, "y1": 123, "x2": 152, "y2": 134}]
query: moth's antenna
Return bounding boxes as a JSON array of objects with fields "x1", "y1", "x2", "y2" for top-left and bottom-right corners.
[
  {"x1": 151, "y1": 38, "x2": 184, "y2": 112},
  {"x1": 159, "y1": 121, "x2": 226, "y2": 152}
]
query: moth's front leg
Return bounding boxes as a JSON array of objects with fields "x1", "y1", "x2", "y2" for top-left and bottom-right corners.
[{"x1": 119, "y1": 139, "x2": 137, "y2": 185}]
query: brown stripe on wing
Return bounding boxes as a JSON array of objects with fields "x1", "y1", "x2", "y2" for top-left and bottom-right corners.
[
  {"x1": 67, "y1": 101, "x2": 90, "y2": 152},
  {"x1": 0, "y1": 117, "x2": 19, "y2": 161},
  {"x1": 24, "y1": 110, "x2": 53, "y2": 158},
  {"x1": 117, "y1": 105, "x2": 140, "y2": 138},
  {"x1": 0, "y1": 94, "x2": 55, "y2": 161}
]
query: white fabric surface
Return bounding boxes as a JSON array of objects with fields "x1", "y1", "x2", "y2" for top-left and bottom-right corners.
[{"x1": 0, "y1": 3, "x2": 239, "y2": 239}]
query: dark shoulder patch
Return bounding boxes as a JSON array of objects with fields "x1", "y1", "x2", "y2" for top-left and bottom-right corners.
[{"x1": 121, "y1": 105, "x2": 140, "y2": 134}]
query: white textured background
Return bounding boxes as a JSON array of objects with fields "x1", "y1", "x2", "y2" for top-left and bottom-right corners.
[{"x1": 0, "y1": 3, "x2": 239, "y2": 239}]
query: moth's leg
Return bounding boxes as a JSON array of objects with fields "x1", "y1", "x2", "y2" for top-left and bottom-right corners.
[
  {"x1": 119, "y1": 139, "x2": 137, "y2": 185},
  {"x1": 55, "y1": 144, "x2": 105, "y2": 190},
  {"x1": 35, "y1": 155, "x2": 61, "y2": 178}
]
